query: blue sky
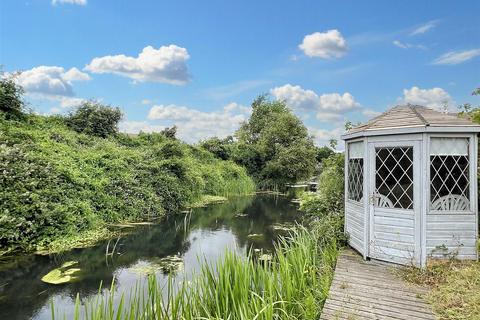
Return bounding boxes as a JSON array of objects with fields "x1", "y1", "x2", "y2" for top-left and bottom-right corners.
[{"x1": 1, "y1": 0, "x2": 479, "y2": 146}]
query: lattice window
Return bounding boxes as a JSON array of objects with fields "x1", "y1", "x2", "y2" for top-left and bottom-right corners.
[
  {"x1": 348, "y1": 142, "x2": 364, "y2": 202},
  {"x1": 375, "y1": 147, "x2": 414, "y2": 209},
  {"x1": 348, "y1": 159, "x2": 363, "y2": 202},
  {"x1": 430, "y1": 138, "x2": 470, "y2": 211}
]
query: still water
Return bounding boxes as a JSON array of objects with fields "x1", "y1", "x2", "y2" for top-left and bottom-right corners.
[{"x1": 0, "y1": 195, "x2": 302, "y2": 320}]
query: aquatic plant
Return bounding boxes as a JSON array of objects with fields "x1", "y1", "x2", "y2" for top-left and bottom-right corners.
[
  {"x1": 41, "y1": 261, "x2": 81, "y2": 285},
  {"x1": 52, "y1": 225, "x2": 339, "y2": 319}
]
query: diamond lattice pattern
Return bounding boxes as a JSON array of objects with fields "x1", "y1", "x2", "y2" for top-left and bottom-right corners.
[
  {"x1": 348, "y1": 159, "x2": 363, "y2": 202},
  {"x1": 430, "y1": 155, "x2": 469, "y2": 209},
  {"x1": 375, "y1": 147, "x2": 414, "y2": 209}
]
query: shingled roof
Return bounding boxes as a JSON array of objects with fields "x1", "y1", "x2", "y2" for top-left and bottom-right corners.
[{"x1": 343, "y1": 105, "x2": 480, "y2": 139}]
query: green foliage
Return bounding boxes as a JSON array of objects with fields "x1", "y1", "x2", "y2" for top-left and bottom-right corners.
[
  {"x1": 66, "y1": 101, "x2": 123, "y2": 138},
  {"x1": 301, "y1": 153, "x2": 345, "y2": 217},
  {"x1": 0, "y1": 114, "x2": 254, "y2": 253},
  {"x1": 315, "y1": 145, "x2": 334, "y2": 164},
  {"x1": 0, "y1": 73, "x2": 25, "y2": 119},
  {"x1": 199, "y1": 136, "x2": 234, "y2": 160},
  {"x1": 234, "y1": 95, "x2": 317, "y2": 189},
  {"x1": 57, "y1": 224, "x2": 340, "y2": 320}
]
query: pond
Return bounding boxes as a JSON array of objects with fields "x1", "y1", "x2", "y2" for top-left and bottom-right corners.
[{"x1": 0, "y1": 194, "x2": 302, "y2": 320}]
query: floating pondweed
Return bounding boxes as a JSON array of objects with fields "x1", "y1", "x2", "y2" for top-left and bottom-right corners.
[
  {"x1": 129, "y1": 255, "x2": 184, "y2": 275},
  {"x1": 41, "y1": 261, "x2": 81, "y2": 285}
]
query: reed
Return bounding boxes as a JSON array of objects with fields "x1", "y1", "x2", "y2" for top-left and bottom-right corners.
[{"x1": 54, "y1": 225, "x2": 338, "y2": 320}]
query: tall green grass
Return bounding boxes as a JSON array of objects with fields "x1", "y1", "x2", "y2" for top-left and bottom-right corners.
[{"x1": 54, "y1": 225, "x2": 338, "y2": 320}]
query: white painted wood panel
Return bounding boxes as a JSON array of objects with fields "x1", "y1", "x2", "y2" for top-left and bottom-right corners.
[
  {"x1": 426, "y1": 214, "x2": 477, "y2": 259},
  {"x1": 345, "y1": 201, "x2": 365, "y2": 255}
]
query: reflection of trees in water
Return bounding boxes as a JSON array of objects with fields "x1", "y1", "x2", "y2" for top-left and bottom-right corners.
[
  {"x1": 0, "y1": 195, "x2": 301, "y2": 320},
  {"x1": 190, "y1": 195, "x2": 301, "y2": 251},
  {"x1": 0, "y1": 218, "x2": 190, "y2": 320}
]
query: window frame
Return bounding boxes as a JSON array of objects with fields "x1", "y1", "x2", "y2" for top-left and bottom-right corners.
[
  {"x1": 427, "y1": 134, "x2": 475, "y2": 214},
  {"x1": 346, "y1": 140, "x2": 365, "y2": 204}
]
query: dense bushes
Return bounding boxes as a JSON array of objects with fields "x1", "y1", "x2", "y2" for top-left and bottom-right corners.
[
  {"x1": 0, "y1": 73, "x2": 25, "y2": 119},
  {"x1": 66, "y1": 101, "x2": 122, "y2": 138},
  {"x1": 0, "y1": 114, "x2": 254, "y2": 253},
  {"x1": 300, "y1": 153, "x2": 345, "y2": 217},
  {"x1": 201, "y1": 96, "x2": 317, "y2": 189}
]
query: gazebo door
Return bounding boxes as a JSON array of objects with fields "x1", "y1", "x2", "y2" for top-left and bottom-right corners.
[{"x1": 368, "y1": 141, "x2": 421, "y2": 266}]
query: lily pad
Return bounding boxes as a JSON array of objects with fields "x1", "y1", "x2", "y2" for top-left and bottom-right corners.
[
  {"x1": 41, "y1": 261, "x2": 81, "y2": 285},
  {"x1": 129, "y1": 255, "x2": 184, "y2": 275},
  {"x1": 271, "y1": 223, "x2": 294, "y2": 233},
  {"x1": 247, "y1": 233, "x2": 264, "y2": 241}
]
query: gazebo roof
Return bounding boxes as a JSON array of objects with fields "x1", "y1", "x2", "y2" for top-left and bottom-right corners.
[{"x1": 342, "y1": 105, "x2": 480, "y2": 140}]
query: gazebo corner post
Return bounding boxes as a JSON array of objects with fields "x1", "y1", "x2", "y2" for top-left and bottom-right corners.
[{"x1": 363, "y1": 137, "x2": 369, "y2": 261}]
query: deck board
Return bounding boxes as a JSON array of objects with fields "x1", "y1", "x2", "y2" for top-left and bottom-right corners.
[{"x1": 321, "y1": 249, "x2": 436, "y2": 320}]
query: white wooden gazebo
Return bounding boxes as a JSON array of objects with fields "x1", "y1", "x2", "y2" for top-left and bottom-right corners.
[{"x1": 342, "y1": 105, "x2": 479, "y2": 267}]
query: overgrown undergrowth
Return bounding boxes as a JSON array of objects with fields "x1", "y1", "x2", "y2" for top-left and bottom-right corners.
[
  {"x1": 0, "y1": 114, "x2": 255, "y2": 254},
  {"x1": 53, "y1": 221, "x2": 340, "y2": 320},
  {"x1": 401, "y1": 259, "x2": 480, "y2": 320}
]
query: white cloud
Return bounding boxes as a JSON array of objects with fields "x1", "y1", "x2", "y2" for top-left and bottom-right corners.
[
  {"x1": 299, "y1": 30, "x2": 348, "y2": 59},
  {"x1": 309, "y1": 126, "x2": 345, "y2": 149},
  {"x1": 119, "y1": 121, "x2": 166, "y2": 134},
  {"x1": 85, "y1": 45, "x2": 190, "y2": 84},
  {"x1": 14, "y1": 66, "x2": 90, "y2": 109},
  {"x1": 270, "y1": 84, "x2": 360, "y2": 122},
  {"x1": 16, "y1": 66, "x2": 89, "y2": 97},
  {"x1": 432, "y1": 49, "x2": 480, "y2": 65},
  {"x1": 145, "y1": 103, "x2": 251, "y2": 142},
  {"x1": 410, "y1": 20, "x2": 438, "y2": 36},
  {"x1": 52, "y1": 0, "x2": 87, "y2": 5},
  {"x1": 393, "y1": 40, "x2": 426, "y2": 50},
  {"x1": 399, "y1": 86, "x2": 454, "y2": 111}
]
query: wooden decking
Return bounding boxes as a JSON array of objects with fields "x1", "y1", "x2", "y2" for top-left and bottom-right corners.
[{"x1": 321, "y1": 249, "x2": 436, "y2": 320}]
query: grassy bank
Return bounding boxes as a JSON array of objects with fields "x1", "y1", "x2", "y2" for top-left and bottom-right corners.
[
  {"x1": 53, "y1": 222, "x2": 340, "y2": 320},
  {"x1": 401, "y1": 259, "x2": 480, "y2": 320},
  {"x1": 0, "y1": 114, "x2": 255, "y2": 255}
]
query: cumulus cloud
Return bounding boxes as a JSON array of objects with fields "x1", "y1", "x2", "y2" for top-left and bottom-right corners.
[
  {"x1": 143, "y1": 103, "x2": 251, "y2": 142},
  {"x1": 119, "y1": 121, "x2": 166, "y2": 134},
  {"x1": 399, "y1": 86, "x2": 453, "y2": 111},
  {"x1": 85, "y1": 45, "x2": 190, "y2": 84},
  {"x1": 299, "y1": 30, "x2": 348, "y2": 59},
  {"x1": 432, "y1": 49, "x2": 480, "y2": 65},
  {"x1": 270, "y1": 84, "x2": 361, "y2": 122},
  {"x1": 14, "y1": 66, "x2": 90, "y2": 108},
  {"x1": 410, "y1": 20, "x2": 438, "y2": 36},
  {"x1": 309, "y1": 126, "x2": 345, "y2": 149},
  {"x1": 16, "y1": 66, "x2": 89, "y2": 97},
  {"x1": 52, "y1": 0, "x2": 87, "y2": 5}
]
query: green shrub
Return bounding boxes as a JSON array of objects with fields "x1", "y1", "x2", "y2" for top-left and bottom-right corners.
[
  {"x1": 0, "y1": 73, "x2": 25, "y2": 119},
  {"x1": 0, "y1": 114, "x2": 255, "y2": 253},
  {"x1": 66, "y1": 101, "x2": 123, "y2": 138},
  {"x1": 301, "y1": 153, "x2": 345, "y2": 217}
]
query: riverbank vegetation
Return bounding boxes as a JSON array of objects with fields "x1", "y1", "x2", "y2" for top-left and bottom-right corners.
[
  {"x1": 57, "y1": 222, "x2": 340, "y2": 320},
  {"x1": 401, "y1": 259, "x2": 480, "y2": 320},
  {"x1": 0, "y1": 76, "x2": 255, "y2": 255},
  {"x1": 48, "y1": 151, "x2": 346, "y2": 319},
  {"x1": 200, "y1": 95, "x2": 318, "y2": 189}
]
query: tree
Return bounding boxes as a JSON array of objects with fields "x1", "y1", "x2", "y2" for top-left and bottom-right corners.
[
  {"x1": 200, "y1": 136, "x2": 234, "y2": 160},
  {"x1": 160, "y1": 125, "x2": 177, "y2": 139},
  {"x1": 66, "y1": 101, "x2": 123, "y2": 138},
  {"x1": 234, "y1": 95, "x2": 316, "y2": 188},
  {"x1": 0, "y1": 72, "x2": 25, "y2": 119}
]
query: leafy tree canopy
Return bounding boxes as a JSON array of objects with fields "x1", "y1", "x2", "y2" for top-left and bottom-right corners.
[
  {"x1": 233, "y1": 95, "x2": 316, "y2": 188},
  {"x1": 66, "y1": 101, "x2": 123, "y2": 138},
  {"x1": 0, "y1": 72, "x2": 25, "y2": 119}
]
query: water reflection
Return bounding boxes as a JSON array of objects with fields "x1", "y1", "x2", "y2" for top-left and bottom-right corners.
[{"x1": 0, "y1": 195, "x2": 301, "y2": 320}]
